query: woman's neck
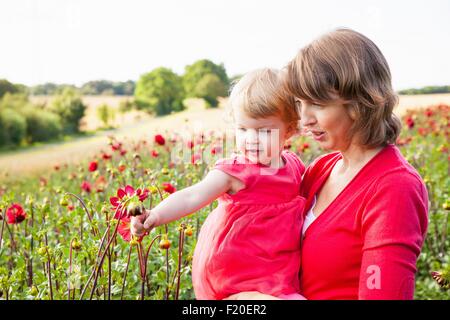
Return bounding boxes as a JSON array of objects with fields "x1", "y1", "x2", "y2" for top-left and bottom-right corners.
[{"x1": 338, "y1": 143, "x2": 384, "y2": 174}]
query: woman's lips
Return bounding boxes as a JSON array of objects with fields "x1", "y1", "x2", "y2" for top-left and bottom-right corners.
[{"x1": 309, "y1": 130, "x2": 326, "y2": 141}]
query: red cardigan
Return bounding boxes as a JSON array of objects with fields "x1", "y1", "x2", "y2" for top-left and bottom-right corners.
[{"x1": 299, "y1": 144, "x2": 428, "y2": 299}]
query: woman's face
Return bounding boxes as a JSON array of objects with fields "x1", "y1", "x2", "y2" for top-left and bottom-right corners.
[{"x1": 297, "y1": 99, "x2": 355, "y2": 151}]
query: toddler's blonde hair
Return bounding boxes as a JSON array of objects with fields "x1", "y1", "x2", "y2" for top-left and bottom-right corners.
[{"x1": 227, "y1": 68, "x2": 300, "y2": 135}]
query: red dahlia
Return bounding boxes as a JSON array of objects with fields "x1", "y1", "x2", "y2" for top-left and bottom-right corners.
[{"x1": 6, "y1": 203, "x2": 27, "y2": 224}]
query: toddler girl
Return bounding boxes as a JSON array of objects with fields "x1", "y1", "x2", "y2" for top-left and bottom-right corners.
[{"x1": 131, "y1": 68, "x2": 306, "y2": 300}]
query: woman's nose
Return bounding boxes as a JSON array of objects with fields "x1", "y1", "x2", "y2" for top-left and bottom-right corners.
[{"x1": 300, "y1": 109, "x2": 316, "y2": 128}]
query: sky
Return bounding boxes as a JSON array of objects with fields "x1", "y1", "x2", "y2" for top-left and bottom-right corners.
[{"x1": 1, "y1": 0, "x2": 449, "y2": 90}]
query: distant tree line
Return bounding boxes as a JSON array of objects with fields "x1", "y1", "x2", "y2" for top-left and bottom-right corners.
[
  {"x1": 30, "y1": 80, "x2": 136, "y2": 96},
  {"x1": 398, "y1": 85, "x2": 450, "y2": 95},
  {"x1": 0, "y1": 58, "x2": 242, "y2": 144},
  {"x1": 0, "y1": 80, "x2": 86, "y2": 148}
]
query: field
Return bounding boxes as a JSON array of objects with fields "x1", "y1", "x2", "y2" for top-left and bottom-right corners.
[
  {"x1": 0, "y1": 95, "x2": 449, "y2": 300},
  {"x1": 2, "y1": 93, "x2": 450, "y2": 180}
]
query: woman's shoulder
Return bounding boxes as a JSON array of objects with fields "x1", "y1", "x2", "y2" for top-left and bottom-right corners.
[
  {"x1": 372, "y1": 144, "x2": 426, "y2": 187},
  {"x1": 303, "y1": 151, "x2": 342, "y2": 178}
]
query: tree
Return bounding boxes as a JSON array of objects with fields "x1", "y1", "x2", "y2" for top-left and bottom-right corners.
[
  {"x1": 49, "y1": 88, "x2": 86, "y2": 134},
  {"x1": 0, "y1": 79, "x2": 19, "y2": 99},
  {"x1": 31, "y1": 83, "x2": 78, "y2": 95},
  {"x1": 97, "y1": 103, "x2": 116, "y2": 128},
  {"x1": 194, "y1": 74, "x2": 228, "y2": 107},
  {"x1": 134, "y1": 67, "x2": 185, "y2": 116},
  {"x1": 81, "y1": 80, "x2": 136, "y2": 95},
  {"x1": 183, "y1": 59, "x2": 229, "y2": 98}
]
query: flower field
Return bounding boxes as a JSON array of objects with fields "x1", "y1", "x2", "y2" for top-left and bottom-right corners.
[{"x1": 0, "y1": 104, "x2": 449, "y2": 300}]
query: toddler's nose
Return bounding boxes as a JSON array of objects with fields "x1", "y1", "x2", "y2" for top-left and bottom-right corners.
[{"x1": 245, "y1": 129, "x2": 259, "y2": 144}]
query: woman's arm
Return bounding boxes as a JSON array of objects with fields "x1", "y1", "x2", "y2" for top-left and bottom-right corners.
[
  {"x1": 131, "y1": 169, "x2": 232, "y2": 236},
  {"x1": 358, "y1": 173, "x2": 428, "y2": 299}
]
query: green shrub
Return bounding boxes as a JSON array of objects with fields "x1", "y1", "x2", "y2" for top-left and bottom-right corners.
[
  {"x1": 0, "y1": 108, "x2": 27, "y2": 147},
  {"x1": 97, "y1": 104, "x2": 116, "y2": 128},
  {"x1": 21, "y1": 107, "x2": 62, "y2": 142},
  {"x1": 50, "y1": 88, "x2": 86, "y2": 134}
]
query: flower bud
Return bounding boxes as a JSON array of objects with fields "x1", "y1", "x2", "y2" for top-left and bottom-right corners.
[
  {"x1": 30, "y1": 285, "x2": 39, "y2": 296},
  {"x1": 159, "y1": 238, "x2": 171, "y2": 250},
  {"x1": 185, "y1": 226, "x2": 194, "y2": 237},
  {"x1": 37, "y1": 246, "x2": 48, "y2": 256},
  {"x1": 130, "y1": 238, "x2": 139, "y2": 246},
  {"x1": 127, "y1": 201, "x2": 144, "y2": 217},
  {"x1": 71, "y1": 239, "x2": 82, "y2": 251},
  {"x1": 59, "y1": 197, "x2": 69, "y2": 207}
]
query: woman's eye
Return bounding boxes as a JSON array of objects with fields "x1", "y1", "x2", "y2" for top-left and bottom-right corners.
[
  {"x1": 258, "y1": 129, "x2": 271, "y2": 134},
  {"x1": 238, "y1": 128, "x2": 246, "y2": 131}
]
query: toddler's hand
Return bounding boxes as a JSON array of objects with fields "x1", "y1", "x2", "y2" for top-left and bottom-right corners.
[{"x1": 130, "y1": 209, "x2": 159, "y2": 237}]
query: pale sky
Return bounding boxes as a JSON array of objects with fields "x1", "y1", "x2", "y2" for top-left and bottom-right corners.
[{"x1": 1, "y1": 0, "x2": 449, "y2": 90}]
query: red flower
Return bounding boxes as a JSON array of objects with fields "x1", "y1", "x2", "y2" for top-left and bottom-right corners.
[
  {"x1": 6, "y1": 203, "x2": 26, "y2": 224},
  {"x1": 425, "y1": 108, "x2": 433, "y2": 117},
  {"x1": 118, "y1": 217, "x2": 133, "y2": 242},
  {"x1": 117, "y1": 217, "x2": 147, "y2": 242},
  {"x1": 81, "y1": 181, "x2": 92, "y2": 193},
  {"x1": 109, "y1": 185, "x2": 150, "y2": 219},
  {"x1": 298, "y1": 142, "x2": 310, "y2": 153},
  {"x1": 154, "y1": 134, "x2": 165, "y2": 146},
  {"x1": 111, "y1": 142, "x2": 122, "y2": 151},
  {"x1": 406, "y1": 116, "x2": 415, "y2": 129},
  {"x1": 151, "y1": 150, "x2": 159, "y2": 158},
  {"x1": 118, "y1": 164, "x2": 126, "y2": 172},
  {"x1": 162, "y1": 182, "x2": 176, "y2": 194},
  {"x1": 89, "y1": 161, "x2": 98, "y2": 172},
  {"x1": 418, "y1": 127, "x2": 427, "y2": 136},
  {"x1": 67, "y1": 205, "x2": 75, "y2": 211},
  {"x1": 102, "y1": 153, "x2": 112, "y2": 160},
  {"x1": 187, "y1": 140, "x2": 194, "y2": 149},
  {"x1": 110, "y1": 185, "x2": 150, "y2": 242},
  {"x1": 120, "y1": 149, "x2": 127, "y2": 156}
]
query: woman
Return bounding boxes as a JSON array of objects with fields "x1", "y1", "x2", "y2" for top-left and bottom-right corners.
[{"x1": 225, "y1": 28, "x2": 429, "y2": 300}]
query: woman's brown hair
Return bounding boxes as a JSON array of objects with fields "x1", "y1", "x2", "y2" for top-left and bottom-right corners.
[{"x1": 284, "y1": 28, "x2": 401, "y2": 148}]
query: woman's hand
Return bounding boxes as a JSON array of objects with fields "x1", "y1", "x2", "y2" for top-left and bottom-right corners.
[{"x1": 223, "y1": 291, "x2": 281, "y2": 300}]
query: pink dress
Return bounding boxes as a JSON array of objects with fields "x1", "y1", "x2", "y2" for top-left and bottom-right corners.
[{"x1": 192, "y1": 150, "x2": 306, "y2": 300}]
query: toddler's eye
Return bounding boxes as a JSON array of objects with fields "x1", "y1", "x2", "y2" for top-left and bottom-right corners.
[
  {"x1": 258, "y1": 129, "x2": 271, "y2": 134},
  {"x1": 237, "y1": 127, "x2": 246, "y2": 132}
]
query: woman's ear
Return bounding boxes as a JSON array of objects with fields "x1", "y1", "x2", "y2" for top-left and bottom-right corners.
[{"x1": 347, "y1": 104, "x2": 358, "y2": 121}]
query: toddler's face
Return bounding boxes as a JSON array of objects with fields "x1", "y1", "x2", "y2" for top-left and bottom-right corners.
[{"x1": 234, "y1": 107, "x2": 289, "y2": 166}]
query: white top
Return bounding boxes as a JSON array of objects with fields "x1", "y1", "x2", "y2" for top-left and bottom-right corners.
[{"x1": 302, "y1": 195, "x2": 317, "y2": 237}]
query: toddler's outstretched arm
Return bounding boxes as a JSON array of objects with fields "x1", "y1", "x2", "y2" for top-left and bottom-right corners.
[{"x1": 131, "y1": 169, "x2": 232, "y2": 237}]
